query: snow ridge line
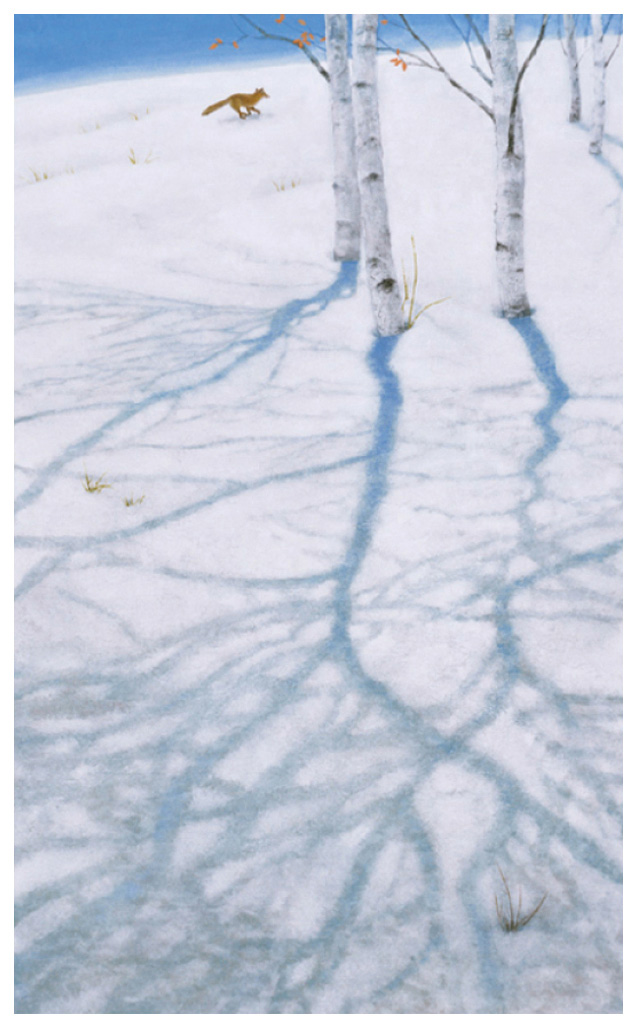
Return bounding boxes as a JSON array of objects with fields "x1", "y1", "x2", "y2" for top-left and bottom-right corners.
[{"x1": 14, "y1": 262, "x2": 359, "y2": 517}]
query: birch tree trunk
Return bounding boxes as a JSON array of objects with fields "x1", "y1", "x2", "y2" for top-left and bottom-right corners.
[
  {"x1": 490, "y1": 14, "x2": 531, "y2": 318},
  {"x1": 351, "y1": 14, "x2": 404, "y2": 336},
  {"x1": 324, "y1": 14, "x2": 361, "y2": 261},
  {"x1": 589, "y1": 14, "x2": 606, "y2": 154},
  {"x1": 563, "y1": 13, "x2": 581, "y2": 122}
]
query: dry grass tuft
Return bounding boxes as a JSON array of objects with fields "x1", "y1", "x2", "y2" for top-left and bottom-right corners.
[
  {"x1": 82, "y1": 469, "x2": 112, "y2": 494},
  {"x1": 27, "y1": 168, "x2": 50, "y2": 183},
  {"x1": 129, "y1": 148, "x2": 156, "y2": 165},
  {"x1": 495, "y1": 865, "x2": 548, "y2": 932},
  {"x1": 273, "y1": 178, "x2": 300, "y2": 192},
  {"x1": 402, "y1": 235, "x2": 450, "y2": 329}
]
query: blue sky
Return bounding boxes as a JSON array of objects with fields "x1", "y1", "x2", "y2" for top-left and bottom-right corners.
[{"x1": 15, "y1": 14, "x2": 615, "y2": 95}]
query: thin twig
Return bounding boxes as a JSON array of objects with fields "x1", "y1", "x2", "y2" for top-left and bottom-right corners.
[
  {"x1": 377, "y1": 34, "x2": 435, "y2": 69},
  {"x1": 398, "y1": 14, "x2": 494, "y2": 121},
  {"x1": 605, "y1": 33, "x2": 623, "y2": 68},
  {"x1": 464, "y1": 13, "x2": 492, "y2": 69},
  {"x1": 447, "y1": 14, "x2": 492, "y2": 86},
  {"x1": 239, "y1": 15, "x2": 330, "y2": 82}
]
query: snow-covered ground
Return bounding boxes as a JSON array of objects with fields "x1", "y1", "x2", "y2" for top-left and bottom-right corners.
[{"x1": 15, "y1": 38, "x2": 622, "y2": 1014}]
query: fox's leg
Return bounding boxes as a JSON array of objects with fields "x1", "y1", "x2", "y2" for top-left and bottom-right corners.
[
  {"x1": 247, "y1": 106, "x2": 261, "y2": 115},
  {"x1": 229, "y1": 100, "x2": 246, "y2": 119}
]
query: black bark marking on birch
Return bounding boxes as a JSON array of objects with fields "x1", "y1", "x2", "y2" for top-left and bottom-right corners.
[{"x1": 378, "y1": 278, "x2": 397, "y2": 293}]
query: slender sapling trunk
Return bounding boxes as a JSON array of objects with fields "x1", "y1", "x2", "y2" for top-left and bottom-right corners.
[
  {"x1": 351, "y1": 14, "x2": 404, "y2": 335},
  {"x1": 490, "y1": 14, "x2": 531, "y2": 318},
  {"x1": 563, "y1": 14, "x2": 581, "y2": 122},
  {"x1": 589, "y1": 14, "x2": 606, "y2": 154},
  {"x1": 325, "y1": 14, "x2": 361, "y2": 261}
]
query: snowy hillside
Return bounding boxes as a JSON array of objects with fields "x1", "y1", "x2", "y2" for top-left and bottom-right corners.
[{"x1": 15, "y1": 39, "x2": 622, "y2": 1014}]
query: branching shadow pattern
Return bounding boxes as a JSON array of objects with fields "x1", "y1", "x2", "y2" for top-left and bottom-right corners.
[{"x1": 15, "y1": 268, "x2": 621, "y2": 1013}]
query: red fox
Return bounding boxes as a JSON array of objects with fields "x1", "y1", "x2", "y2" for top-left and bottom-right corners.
[{"x1": 201, "y1": 88, "x2": 270, "y2": 120}]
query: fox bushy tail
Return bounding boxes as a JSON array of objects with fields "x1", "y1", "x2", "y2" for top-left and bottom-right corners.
[{"x1": 201, "y1": 98, "x2": 229, "y2": 116}]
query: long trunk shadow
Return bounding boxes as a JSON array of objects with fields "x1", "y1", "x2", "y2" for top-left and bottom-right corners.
[
  {"x1": 15, "y1": 262, "x2": 360, "y2": 516},
  {"x1": 571, "y1": 122, "x2": 623, "y2": 187}
]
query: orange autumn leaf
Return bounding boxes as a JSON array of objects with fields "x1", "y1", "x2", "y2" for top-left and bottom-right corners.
[
  {"x1": 209, "y1": 43, "x2": 218, "y2": 49},
  {"x1": 275, "y1": 14, "x2": 285, "y2": 23},
  {"x1": 298, "y1": 19, "x2": 306, "y2": 25},
  {"x1": 216, "y1": 37, "x2": 222, "y2": 43},
  {"x1": 233, "y1": 41, "x2": 239, "y2": 48},
  {"x1": 381, "y1": 19, "x2": 388, "y2": 24}
]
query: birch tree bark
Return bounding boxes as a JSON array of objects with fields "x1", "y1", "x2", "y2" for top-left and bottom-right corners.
[
  {"x1": 351, "y1": 14, "x2": 404, "y2": 336},
  {"x1": 325, "y1": 14, "x2": 361, "y2": 261},
  {"x1": 563, "y1": 14, "x2": 581, "y2": 122},
  {"x1": 589, "y1": 14, "x2": 606, "y2": 154},
  {"x1": 490, "y1": 14, "x2": 531, "y2": 318}
]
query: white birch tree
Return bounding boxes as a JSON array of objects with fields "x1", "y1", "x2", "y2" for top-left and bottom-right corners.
[
  {"x1": 563, "y1": 13, "x2": 581, "y2": 122},
  {"x1": 396, "y1": 14, "x2": 546, "y2": 320},
  {"x1": 324, "y1": 14, "x2": 361, "y2": 261},
  {"x1": 490, "y1": 14, "x2": 531, "y2": 318},
  {"x1": 351, "y1": 14, "x2": 404, "y2": 335},
  {"x1": 589, "y1": 14, "x2": 606, "y2": 155}
]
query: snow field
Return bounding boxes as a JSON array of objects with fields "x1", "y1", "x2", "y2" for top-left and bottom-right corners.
[{"x1": 15, "y1": 38, "x2": 621, "y2": 1013}]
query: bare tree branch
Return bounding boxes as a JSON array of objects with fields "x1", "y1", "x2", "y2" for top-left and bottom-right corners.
[
  {"x1": 239, "y1": 15, "x2": 330, "y2": 82},
  {"x1": 604, "y1": 17, "x2": 623, "y2": 67},
  {"x1": 377, "y1": 32, "x2": 437, "y2": 70},
  {"x1": 507, "y1": 14, "x2": 548, "y2": 154},
  {"x1": 555, "y1": 13, "x2": 568, "y2": 57},
  {"x1": 464, "y1": 14, "x2": 492, "y2": 68},
  {"x1": 447, "y1": 14, "x2": 492, "y2": 86},
  {"x1": 398, "y1": 13, "x2": 494, "y2": 121},
  {"x1": 605, "y1": 35, "x2": 622, "y2": 67},
  {"x1": 447, "y1": 13, "x2": 469, "y2": 47}
]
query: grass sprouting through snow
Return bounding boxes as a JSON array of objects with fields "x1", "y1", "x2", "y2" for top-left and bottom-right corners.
[
  {"x1": 273, "y1": 179, "x2": 300, "y2": 191},
  {"x1": 129, "y1": 148, "x2": 156, "y2": 165},
  {"x1": 495, "y1": 865, "x2": 548, "y2": 932},
  {"x1": 82, "y1": 469, "x2": 112, "y2": 494},
  {"x1": 27, "y1": 168, "x2": 50, "y2": 183},
  {"x1": 401, "y1": 235, "x2": 450, "y2": 329}
]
